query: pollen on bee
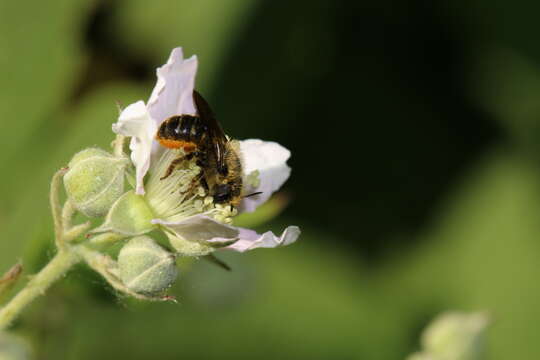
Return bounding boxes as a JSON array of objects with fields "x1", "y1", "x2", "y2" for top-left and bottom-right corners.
[{"x1": 157, "y1": 138, "x2": 197, "y2": 152}]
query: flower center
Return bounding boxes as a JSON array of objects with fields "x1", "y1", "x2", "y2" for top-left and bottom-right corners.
[{"x1": 144, "y1": 149, "x2": 236, "y2": 223}]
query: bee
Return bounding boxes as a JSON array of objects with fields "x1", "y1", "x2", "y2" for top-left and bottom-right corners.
[{"x1": 156, "y1": 91, "x2": 258, "y2": 207}]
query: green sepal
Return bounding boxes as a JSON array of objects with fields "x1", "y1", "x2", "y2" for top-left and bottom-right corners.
[
  {"x1": 92, "y1": 191, "x2": 155, "y2": 236},
  {"x1": 166, "y1": 232, "x2": 216, "y2": 257}
]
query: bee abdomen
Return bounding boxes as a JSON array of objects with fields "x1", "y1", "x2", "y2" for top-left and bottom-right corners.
[{"x1": 156, "y1": 115, "x2": 207, "y2": 151}]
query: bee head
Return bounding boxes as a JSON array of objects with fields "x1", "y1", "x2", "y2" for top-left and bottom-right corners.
[{"x1": 212, "y1": 183, "x2": 232, "y2": 204}]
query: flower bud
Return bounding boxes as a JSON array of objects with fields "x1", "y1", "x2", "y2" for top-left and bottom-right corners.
[
  {"x1": 0, "y1": 332, "x2": 31, "y2": 360},
  {"x1": 63, "y1": 148, "x2": 128, "y2": 217},
  {"x1": 118, "y1": 236, "x2": 178, "y2": 294}
]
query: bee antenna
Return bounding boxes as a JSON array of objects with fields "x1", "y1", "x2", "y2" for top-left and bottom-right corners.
[{"x1": 243, "y1": 192, "x2": 262, "y2": 199}]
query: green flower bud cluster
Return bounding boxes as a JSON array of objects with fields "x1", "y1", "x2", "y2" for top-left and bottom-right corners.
[
  {"x1": 61, "y1": 146, "x2": 180, "y2": 299},
  {"x1": 118, "y1": 236, "x2": 178, "y2": 294},
  {"x1": 63, "y1": 148, "x2": 128, "y2": 217}
]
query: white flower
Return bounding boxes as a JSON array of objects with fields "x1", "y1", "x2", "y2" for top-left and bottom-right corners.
[
  {"x1": 112, "y1": 48, "x2": 197, "y2": 195},
  {"x1": 111, "y1": 47, "x2": 299, "y2": 254}
]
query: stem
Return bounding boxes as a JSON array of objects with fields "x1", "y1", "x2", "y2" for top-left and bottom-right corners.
[
  {"x1": 61, "y1": 200, "x2": 76, "y2": 231},
  {"x1": 63, "y1": 222, "x2": 91, "y2": 243},
  {"x1": 50, "y1": 168, "x2": 68, "y2": 248},
  {"x1": 113, "y1": 134, "x2": 126, "y2": 157},
  {"x1": 0, "y1": 250, "x2": 80, "y2": 329},
  {"x1": 87, "y1": 232, "x2": 125, "y2": 248}
]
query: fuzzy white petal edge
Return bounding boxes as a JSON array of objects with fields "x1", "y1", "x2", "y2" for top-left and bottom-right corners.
[
  {"x1": 112, "y1": 101, "x2": 156, "y2": 195},
  {"x1": 148, "y1": 47, "x2": 198, "y2": 127},
  {"x1": 238, "y1": 139, "x2": 292, "y2": 213}
]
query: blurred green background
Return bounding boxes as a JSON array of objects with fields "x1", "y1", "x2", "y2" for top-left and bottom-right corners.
[{"x1": 1, "y1": 0, "x2": 540, "y2": 358}]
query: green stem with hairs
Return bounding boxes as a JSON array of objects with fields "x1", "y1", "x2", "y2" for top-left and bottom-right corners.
[
  {"x1": 0, "y1": 168, "x2": 88, "y2": 329},
  {"x1": 0, "y1": 250, "x2": 80, "y2": 329}
]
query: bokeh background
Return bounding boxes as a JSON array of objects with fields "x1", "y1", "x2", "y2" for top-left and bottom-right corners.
[{"x1": 1, "y1": 0, "x2": 540, "y2": 358}]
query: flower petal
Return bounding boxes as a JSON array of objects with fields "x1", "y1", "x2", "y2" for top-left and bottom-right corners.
[
  {"x1": 148, "y1": 47, "x2": 198, "y2": 127},
  {"x1": 152, "y1": 215, "x2": 239, "y2": 243},
  {"x1": 112, "y1": 101, "x2": 156, "y2": 194},
  {"x1": 238, "y1": 139, "x2": 292, "y2": 213},
  {"x1": 224, "y1": 225, "x2": 300, "y2": 253},
  {"x1": 153, "y1": 215, "x2": 300, "y2": 253}
]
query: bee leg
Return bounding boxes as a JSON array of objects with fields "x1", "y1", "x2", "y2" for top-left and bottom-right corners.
[
  {"x1": 184, "y1": 176, "x2": 210, "y2": 198},
  {"x1": 183, "y1": 151, "x2": 207, "y2": 171},
  {"x1": 160, "y1": 156, "x2": 185, "y2": 180},
  {"x1": 200, "y1": 177, "x2": 209, "y2": 192},
  {"x1": 184, "y1": 173, "x2": 204, "y2": 195}
]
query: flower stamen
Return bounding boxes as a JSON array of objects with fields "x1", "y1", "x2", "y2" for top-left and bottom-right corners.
[{"x1": 145, "y1": 149, "x2": 232, "y2": 224}]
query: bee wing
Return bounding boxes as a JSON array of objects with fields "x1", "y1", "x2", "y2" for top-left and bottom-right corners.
[{"x1": 193, "y1": 90, "x2": 229, "y2": 174}]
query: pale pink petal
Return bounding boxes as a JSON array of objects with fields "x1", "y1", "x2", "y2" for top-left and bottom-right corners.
[
  {"x1": 238, "y1": 139, "x2": 292, "y2": 213},
  {"x1": 147, "y1": 47, "x2": 198, "y2": 128},
  {"x1": 225, "y1": 225, "x2": 300, "y2": 252},
  {"x1": 152, "y1": 215, "x2": 300, "y2": 252},
  {"x1": 112, "y1": 101, "x2": 156, "y2": 195}
]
